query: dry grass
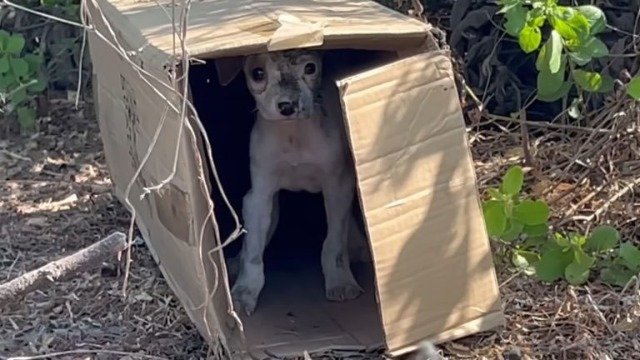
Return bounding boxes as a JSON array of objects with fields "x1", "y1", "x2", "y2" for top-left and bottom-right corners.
[
  {"x1": 1, "y1": 91, "x2": 640, "y2": 360},
  {"x1": 0, "y1": 100, "x2": 209, "y2": 359}
]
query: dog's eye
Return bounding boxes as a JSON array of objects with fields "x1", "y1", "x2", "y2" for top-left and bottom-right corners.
[
  {"x1": 304, "y1": 63, "x2": 316, "y2": 75},
  {"x1": 251, "y1": 68, "x2": 265, "y2": 82}
]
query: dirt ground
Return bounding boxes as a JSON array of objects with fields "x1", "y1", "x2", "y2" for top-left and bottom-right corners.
[{"x1": 1, "y1": 97, "x2": 640, "y2": 360}]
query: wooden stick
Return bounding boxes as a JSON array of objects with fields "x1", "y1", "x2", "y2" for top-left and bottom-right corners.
[{"x1": 0, "y1": 232, "x2": 126, "y2": 306}]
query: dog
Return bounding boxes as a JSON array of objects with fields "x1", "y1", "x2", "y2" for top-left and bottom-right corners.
[{"x1": 230, "y1": 49, "x2": 369, "y2": 316}]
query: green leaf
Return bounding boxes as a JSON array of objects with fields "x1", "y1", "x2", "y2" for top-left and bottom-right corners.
[
  {"x1": 488, "y1": 188, "x2": 503, "y2": 200},
  {"x1": 565, "y1": 261, "x2": 591, "y2": 285},
  {"x1": 566, "y1": 13, "x2": 591, "y2": 39},
  {"x1": 573, "y1": 70, "x2": 609, "y2": 93},
  {"x1": 554, "y1": 233, "x2": 571, "y2": 248},
  {"x1": 619, "y1": 242, "x2": 640, "y2": 271},
  {"x1": 551, "y1": 17, "x2": 579, "y2": 42},
  {"x1": 570, "y1": 233, "x2": 587, "y2": 247},
  {"x1": 6, "y1": 34, "x2": 25, "y2": 55},
  {"x1": 535, "y1": 39, "x2": 548, "y2": 71},
  {"x1": 569, "y1": 37, "x2": 609, "y2": 65},
  {"x1": 583, "y1": 38, "x2": 609, "y2": 58},
  {"x1": 483, "y1": 200, "x2": 507, "y2": 237},
  {"x1": 519, "y1": 25, "x2": 542, "y2": 53},
  {"x1": 502, "y1": 219, "x2": 524, "y2": 242},
  {"x1": 538, "y1": 54, "x2": 567, "y2": 99},
  {"x1": 576, "y1": 5, "x2": 607, "y2": 35},
  {"x1": 0, "y1": 55, "x2": 9, "y2": 74},
  {"x1": 535, "y1": 246, "x2": 574, "y2": 283},
  {"x1": 523, "y1": 236, "x2": 546, "y2": 249},
  {"x1": 0, "y1": 30, "x2": 10, "y2": 52},
  {"x1": 567, "y1": 51, "x2": 592, "y2": 66},
  {"x1": 585, "y1": 225, "x2": 620, "y2": 253},
  {"x1": 16, "y1": 106, "x2": 36, "y2": 129},
  {"x1": 512, "y1": 249, "x2": 540, "y2": 275},
  {"x1": 523, "y1": 223, "x2": 548, "y2": 237},
  {"x1": 27, "y1": 78, "x2": 47, "y2": 93},
  {"x1": 597, "y1": 75, "x2": 615, "y2": 94},
  {"x1": 497, "y1": 0, "x2": 522, "y2": 14},
  {"x1": 548, "y1": 31, "x2": 563, "y2": 73},
  {"x1": 600, "y1": 265, "x2": 636, "y2": 287},
  {"x1": 513, "y1": 200, "x2": 550, "y2": 226},
  {"x1": 501, "y1": 166, "x2": 524, "y2": 196},
  {"x1": 627, "y1": 76, "x2": 640, "y2": 100},
  {"x1": 9, "y1": 58, "x2": 28, "y2": 78},
  {"x1": 511, "y1": 249, "x2": 540, "y2": 267},
  {"x1": 504, "y1": 4, "x2": 528, "y2": 37},
  {"x1": 23, "y1": 54, "x2": 43, "y2": 69},
  {"x1": 573, "y1": 247, "x2": 595, "y2": 268},
  {"x1": 0, "y1": 74, "x2": 13, "y2": 90},
  {"x1": 537, "y1": 80, "x2": 573, "y2": 102},
  {"x1": 9, "y1": 87, "x2": 27, "y2": 105}
]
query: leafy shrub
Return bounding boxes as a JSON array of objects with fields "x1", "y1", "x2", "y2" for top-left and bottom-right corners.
[
  {"x1": 0, "y1": 30, "x2": 46, "y2": 130},
  {"x1": 498, "y1": 0, "x2": 640, "y2": 101},
  {"x1": 483, "y1": 165, "x2": 639, "y2": 287}
]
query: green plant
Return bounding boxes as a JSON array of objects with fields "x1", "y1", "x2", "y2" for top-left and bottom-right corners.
[
  {"x1": 532, "y1": 226, "x2": 619, "y2": 285},
  {"x1": 483, "y1": 165, "x2": 640, "y2": 287},
  {"x1": 498, "y1": 0, "x2": 640, "y2": 101},
  {"x1": 628, "y1": 76, "x2": 640, "y2": 100},
  {"x1": 0, "y1": 30, "x2": 46, "y2": 130},
  {"x1": 600, "y1": 242, "x2": 640, "y2": 287},
  {"x1": 483, "y1": 165, "x2": 550, "y2": 243}
]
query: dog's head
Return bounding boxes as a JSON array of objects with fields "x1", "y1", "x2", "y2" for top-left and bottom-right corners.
[{"x1": 243, "y1": 49, "x2": 322, "y2": 121}]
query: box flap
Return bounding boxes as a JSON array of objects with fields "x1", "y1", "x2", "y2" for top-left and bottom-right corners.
[
  {"x1": 93, "y1": 0, "x2": 430, "y2": 61},
  {"x1": 336, "y1": 51, "x2": 505, "y2": 355}
]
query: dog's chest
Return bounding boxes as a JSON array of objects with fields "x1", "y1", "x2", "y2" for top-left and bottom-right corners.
[
  {"x1": 253, "y1": 120, "x2": 340, "y2": 192},
  {"x1": 276, "y1": 135, "x2": 326, "y2": 191}
]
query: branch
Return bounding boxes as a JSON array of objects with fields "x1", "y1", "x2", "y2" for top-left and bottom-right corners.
[{"x1": 0, "y1": 232, "x2": 126, "y2": 306}]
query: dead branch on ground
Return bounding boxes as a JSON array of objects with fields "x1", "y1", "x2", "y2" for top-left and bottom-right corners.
[{"x1": 0, "y1": 231, "x2": 126, "y2": 306}]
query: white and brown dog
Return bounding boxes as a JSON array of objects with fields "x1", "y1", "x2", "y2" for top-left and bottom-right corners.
[{"x1": 231, "y1": 49, "x2": 368, "y2": 315}]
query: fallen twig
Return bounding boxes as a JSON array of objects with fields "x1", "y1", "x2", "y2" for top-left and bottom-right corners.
[{"x1": 0, "y1": 232, "x2": 126, "y2": 306}]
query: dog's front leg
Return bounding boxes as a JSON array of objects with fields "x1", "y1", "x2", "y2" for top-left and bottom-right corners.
[
  {"x1": 322, "y1": 172, "x2": 364, "y2": 302},
  {"x1": 232, "y1": 187, "x2": 276, "y2": 315}
]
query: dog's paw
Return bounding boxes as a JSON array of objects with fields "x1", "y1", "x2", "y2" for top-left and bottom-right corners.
[
  {"x1": 326, "y1": 283, "x2": 364, "y2": 302},
  {"x1": 231, "y1": 286, "x2": 259, "y2": 316}
]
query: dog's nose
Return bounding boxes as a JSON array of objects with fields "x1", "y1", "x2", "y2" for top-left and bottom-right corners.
[{"x1": 278, "y1": 101, "x2": 298, "y2": 116}]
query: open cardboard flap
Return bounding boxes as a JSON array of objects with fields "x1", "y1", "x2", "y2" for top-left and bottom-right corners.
[
  {"x1": 336, "y1": 50, "x2": 504, "y2": 356},
  {"x1": 85, "y1": 0, "x2": 504, "y2": 357}
]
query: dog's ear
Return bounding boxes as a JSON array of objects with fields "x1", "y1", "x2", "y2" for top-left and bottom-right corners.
[{"x1": 214, "y1": 56, "x2": 244, "y2": 86}]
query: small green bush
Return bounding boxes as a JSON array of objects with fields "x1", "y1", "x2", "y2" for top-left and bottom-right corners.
[
  {"x1": 484, "y1": 165, "x2": 639, "y2": 287},
  {"x1": 0, "y1": 30, "x2": 46, "y2": 130},
  {"x1": 498, "y1": 0, "x2": 640, "y2": 101}
]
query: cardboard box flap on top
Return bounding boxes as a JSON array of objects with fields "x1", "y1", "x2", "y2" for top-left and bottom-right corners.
[
  {"x1": 91, "y1": 0, "x2": 431, "y2": 63},
  {"x1": 337, "y1": 50, "x2": 504, "y2": 356}
]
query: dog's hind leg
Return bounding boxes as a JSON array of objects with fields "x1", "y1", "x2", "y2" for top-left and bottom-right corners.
[
  {"x1": 321, "y1": 173, "x2": 364, "y2": 302},
  {"x1": 232, "y1": 186, "x2": 275, "y2": 315},
  {"x1": 266, "y1": 193, "x2": 280, "y2": 245},
  {"x1": 348, "y1": 213, "x2": 371, "y2": 263}
]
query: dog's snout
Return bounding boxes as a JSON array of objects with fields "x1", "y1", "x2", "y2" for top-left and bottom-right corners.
[{"x1": 278, "y1": 101, "x2": 298, "y2": 117}]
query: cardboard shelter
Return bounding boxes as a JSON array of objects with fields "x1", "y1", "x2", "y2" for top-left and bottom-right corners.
[{"x1": 84, "y1": 0, "x2": 505, "y2": 358}]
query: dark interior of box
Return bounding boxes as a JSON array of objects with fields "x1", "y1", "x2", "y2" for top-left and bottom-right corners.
[{"x1": 189, "y1": 49, "x2": 396, "y2": 355}]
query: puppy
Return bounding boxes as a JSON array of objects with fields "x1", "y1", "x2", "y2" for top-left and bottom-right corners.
[{"x1": 230, "y1": 49, "x2": 368, "y2": 315}]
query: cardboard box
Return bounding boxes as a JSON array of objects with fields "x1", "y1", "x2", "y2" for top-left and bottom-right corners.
[{"x1": 85, "y1": 0, "x2": 505, "y2": 358}]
